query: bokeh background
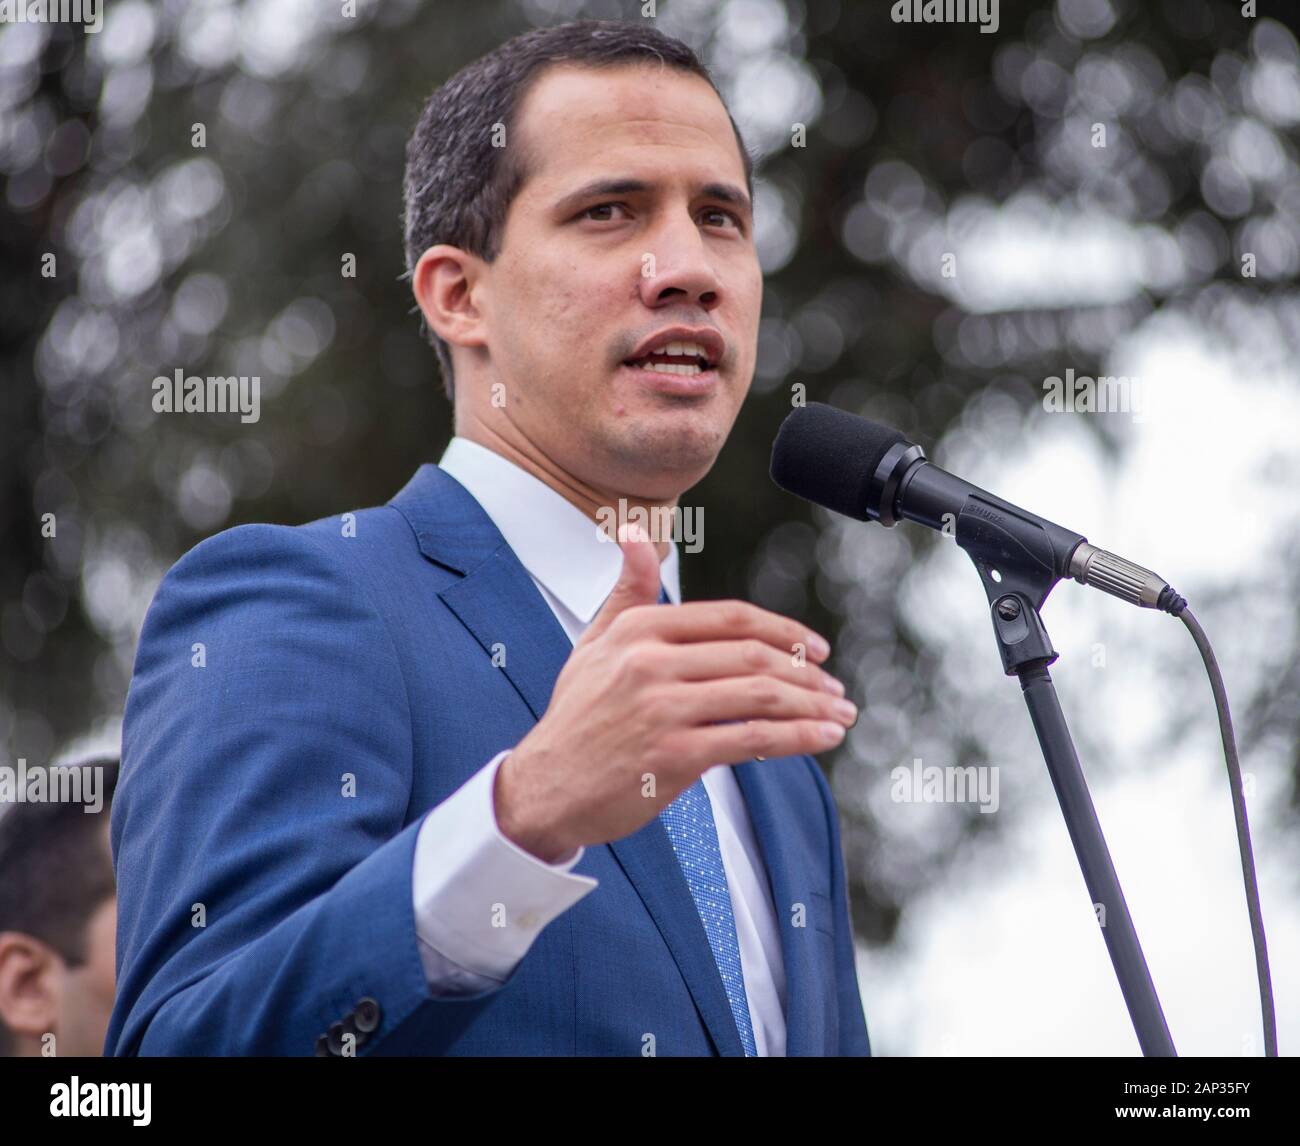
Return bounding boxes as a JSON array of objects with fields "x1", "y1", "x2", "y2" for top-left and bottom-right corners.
[{"x1": 2, "y1": 0, "x2": 1297, "y2": 1054}]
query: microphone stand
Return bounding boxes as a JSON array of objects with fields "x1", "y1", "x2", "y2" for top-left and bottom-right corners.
[{"x1": 953, "y1": 501, "x2": 1177, "y2": 1056}]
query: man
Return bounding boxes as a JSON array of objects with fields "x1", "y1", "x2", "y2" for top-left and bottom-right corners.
[
  {"x1": 108, "y1": 19, "x2": 870, "y2": 1057},
  {"x1": 0, "y1": 758, "x2": 119, "y2": 1057}
]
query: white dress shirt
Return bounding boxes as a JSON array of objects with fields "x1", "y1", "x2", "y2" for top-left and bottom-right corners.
[{"x1": 410, "y1": 435, "x2": 788, "y2": 1055}]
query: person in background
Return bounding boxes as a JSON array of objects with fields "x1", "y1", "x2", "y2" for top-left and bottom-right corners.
[{"x1": 0, "y1": 756, "x2": 119, "y2": 1057}]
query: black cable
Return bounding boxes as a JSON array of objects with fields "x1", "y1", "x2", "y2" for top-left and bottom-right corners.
[{"x1": 1168, "y1": 602, "x2": 1277, "y2": 1057}]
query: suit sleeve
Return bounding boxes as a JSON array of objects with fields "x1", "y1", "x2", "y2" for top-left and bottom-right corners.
[
  {"x1": 107, "y1": 523, "x2": 514, "y2": 1055},
  {"x1": 807, "y1": 756, "x2": 873, "y2": 1056}
]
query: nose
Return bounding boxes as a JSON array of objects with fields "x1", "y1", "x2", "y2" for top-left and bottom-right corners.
[{"x1": 635, "y1": 211, "x2": 723, "y2": 314}]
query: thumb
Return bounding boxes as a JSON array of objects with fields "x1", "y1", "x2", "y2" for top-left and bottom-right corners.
[{"x1": 582, "y1": 521, "x2": 662, "y2": 644}]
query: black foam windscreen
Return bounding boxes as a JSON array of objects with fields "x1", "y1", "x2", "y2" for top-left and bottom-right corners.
[{"x1": 770, "y1": 403, "x2": 911, "y2": 521}]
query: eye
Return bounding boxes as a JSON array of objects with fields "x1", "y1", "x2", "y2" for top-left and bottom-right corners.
[
  {"x1": 700, "y1": 207, "x2": 743, "y2": 231},
  {"x1": 580, "y1": 202, "x2": 629, "y2": 222}
]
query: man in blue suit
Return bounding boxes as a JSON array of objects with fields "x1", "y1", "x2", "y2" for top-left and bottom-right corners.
[{"x1": 108, "y1": 19, "x2": 871, "y2": 1057}]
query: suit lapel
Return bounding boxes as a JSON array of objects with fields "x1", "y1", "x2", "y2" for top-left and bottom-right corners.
[
  {"x1": 437, "y1": 558, "x2": 574, "y2": 721},
  {"x1": 390, "y1": 463, "x2": 748, "y2": 1056},
  {"x1": 734, "y1": 760, "x2": 827, "y2": 1056}
]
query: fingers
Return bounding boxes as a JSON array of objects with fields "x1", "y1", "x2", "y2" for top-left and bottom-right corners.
[
  {"x1": 655, "y1": 639, "x2": 845, "y2": 695},
  {"x1": 617, "y1": 598, "x2": 831, "y2": 664},
  {"x1": 682, "y1": 718, "x2": 848, "y2": 768},
  {"x1": 582, "y1": 521, "x2": 662, "y2": 644},
  {"x1": 664, "y1": 676, "x2": 858, "y2": 729}
]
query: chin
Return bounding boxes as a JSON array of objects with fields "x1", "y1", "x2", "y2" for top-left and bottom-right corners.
[{"x1": 602, "y1": 415, "x2": 728, "y2": 486}]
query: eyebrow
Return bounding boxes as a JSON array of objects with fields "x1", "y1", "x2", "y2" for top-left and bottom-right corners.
[{"x1": 553, "y1": 177, "x2": 753, "y2": 220}]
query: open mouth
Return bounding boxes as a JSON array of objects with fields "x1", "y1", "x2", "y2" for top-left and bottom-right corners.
[{"x1": 621, "y1": 350, "x2": 722, "y2": 376}]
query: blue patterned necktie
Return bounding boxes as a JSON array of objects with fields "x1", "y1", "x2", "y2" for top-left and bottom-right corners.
[{"x1": 655, "y1": 583, "x2": 759, "y2": 1056}]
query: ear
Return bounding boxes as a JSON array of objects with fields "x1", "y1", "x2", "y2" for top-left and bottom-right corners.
[
  {"x1": 411, "y1": 244, "x2": 490, "y2": 359},
  {"x1": 0, "y1": 932, "x2": 64, "y2": 1046}
]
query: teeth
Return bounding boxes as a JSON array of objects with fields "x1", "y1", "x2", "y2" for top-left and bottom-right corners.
[
  {"x1": 642, "y1": 361, "x2": 702, "y2": 375},
  {"x1": 642, "y1": 339, "x2": 709, "y2": 360}
]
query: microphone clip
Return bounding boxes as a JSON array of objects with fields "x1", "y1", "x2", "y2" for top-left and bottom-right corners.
[{"x1": 953, "y1": 494, "x2": 1081, "y2": 676}]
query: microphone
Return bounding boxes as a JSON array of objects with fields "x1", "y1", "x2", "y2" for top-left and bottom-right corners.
[
  {"x1": 770, "y1": 402, "x2": 1185, "y2": 614},
  {"x1": 771, "y1": 405, "x2": 1283, "y2": 1061}
]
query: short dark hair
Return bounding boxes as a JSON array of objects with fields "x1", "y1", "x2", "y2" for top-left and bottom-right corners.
[
  {"x1": 0, "y1": 757, "x2": 118, "y2": 1055},
  {"x1": 402, "y1": 18, "x2": 754, "y2": 402}
]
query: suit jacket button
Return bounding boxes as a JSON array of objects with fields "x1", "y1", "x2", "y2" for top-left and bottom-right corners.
[
  {"x1": 327, "y1": 1021, "x2": 348, "y2": 1055},
  {"x1": 354, "y1": 997, "x2": 382, "y2": 1034}
]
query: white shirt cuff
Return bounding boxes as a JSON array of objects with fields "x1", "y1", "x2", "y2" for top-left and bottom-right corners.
[{"x1": 412, "y1": 749, "x2": 599, "y2": 988}]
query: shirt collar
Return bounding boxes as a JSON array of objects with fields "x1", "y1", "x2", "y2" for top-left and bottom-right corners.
[{"x1": 437, "y1": 436, "x2": 681, "y2": 623}]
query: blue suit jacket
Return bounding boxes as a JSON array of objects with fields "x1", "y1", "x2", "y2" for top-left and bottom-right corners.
[{"x1": 107, "y1": 463, "x2": 872, "y2": 1056}]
